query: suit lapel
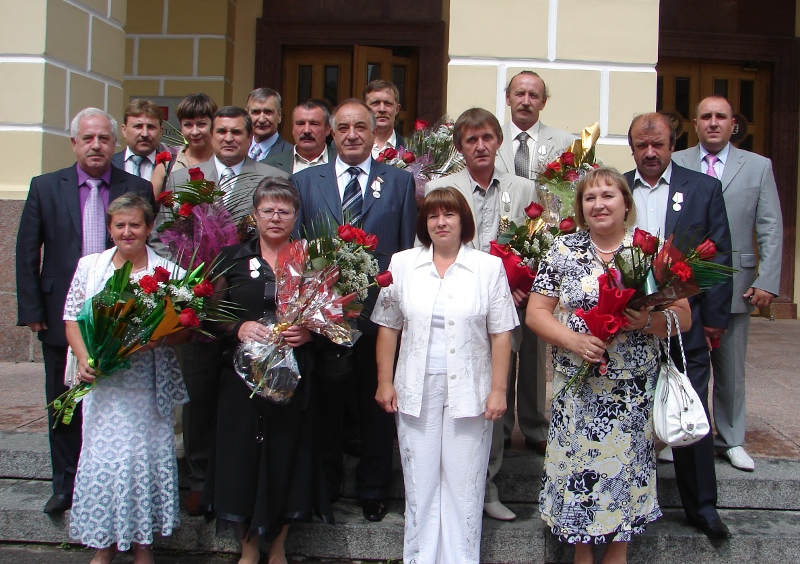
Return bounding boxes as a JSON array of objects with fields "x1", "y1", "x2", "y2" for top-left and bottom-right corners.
[
  {"x1": 665, "y1": 166, "x2": 687, "y2": 237},
  {"x1": 108, "y1": 166, "x2": 128, "y2": 203},
  {"x1": 720, "y1": 146, "x2": 745, "y2": 192},
  {"x1": 319, "y1": 165, "x2": 344, "y2": 223},
  {"x1": 362, "y1": 161, "x2": 384, "y2": 218},
  {"x1": 63, "y1": 166, "x2": 82, "y2": 240},
  {"x1": 498, "y1": 123, "x2": 514, "y2": 172}
]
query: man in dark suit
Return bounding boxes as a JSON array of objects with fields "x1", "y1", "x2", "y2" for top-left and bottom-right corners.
[
  {"x1": 625, "y1": 112, "x2": 734, "y2": 539},
  {"x1": 245, "y1": 88, "x2": 291, "y2": 162},
  {"x1": 293, "y1": 98, "x2": 417, "y2": 522},
  {"x1": 363, "y1": 80, "x2": 406, "y2": 157},
  {"x1": 263, "y1": 99, "x2": 336, "y2": 175},
  {"x1": 16, "y1": 107, "x2": 155, "y2": 513},
  {"x1": 110, "y1": 99, "x2": 165, "y2": 182}
]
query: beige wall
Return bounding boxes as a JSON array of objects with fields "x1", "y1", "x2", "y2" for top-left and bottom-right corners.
[{"x1": 445, "y1": 0, "x2": 659, "y2": 173}]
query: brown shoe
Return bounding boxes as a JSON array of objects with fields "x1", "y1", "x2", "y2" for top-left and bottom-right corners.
[
  {"x1": 185, "y1": 491, "x2": 203, "y2": 516},
  {"x1": 525, "y1": 440, "x2": 547, "y2": 456}
]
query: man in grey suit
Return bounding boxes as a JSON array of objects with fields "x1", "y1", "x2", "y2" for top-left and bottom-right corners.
[
  {"x1": 152, "y1": 105, "x2": 288, "y2": 515},
  {"x1": 264, "y1": 99, "x2": 336, "y2": 174},
  {"x1": 293, "y1": 99, "x2": 417, "y2": 522},
  {"x1": 496, "y1": 71, "x2": 576, "y2": 459},
  {"x1": 672, "y1": 95, "x2": 783, "y2": 472},
  {"x1": 427, "y1": 107, "x2": 536, "y2": 522},
  {"x1": 245, "y1": 88, "x2": 292, "y2": 162},
  {"x1": 16, "y1": 108, "x2": 155, "y2": 513}
]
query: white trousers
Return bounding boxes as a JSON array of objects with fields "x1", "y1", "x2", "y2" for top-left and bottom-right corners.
[{"x1": 397, "y1": 372, "x2": 492, "y2": 564}]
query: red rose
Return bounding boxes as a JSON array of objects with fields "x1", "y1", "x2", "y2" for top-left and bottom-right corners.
[
  {"x1": 695, "y1": 239, "x2": 717, "y2": 260},
  {"x1": 524, "y1": 202, "x2": 544, "y2": 219},
  {"x1": 375, "y1": 154, "x2": 385, "y2": 162},
  {"x1": 559, "y1": 217, "x2": 577, "y2": 233},
  {"x1": 633, "y1": 228, "x2": 658, "y2": 255},
  {"x1": 353, "y1": 228, "x2": 368, "y2": 246},
  {"x1": 401, "y1": 151, "x2": 416, "y2": 164},
  {"x1": 546, "y1": 161, "x2": 562, "y2": 173},
  {"x1": 153, "y1": 266, "x2": 171, "y2": 283},
  {"x1": 338, "y1": 224, "x2": 358, "y2": 243},
  {"x1": 560, "y1": 152, "x2": 575, "y2": 167},
  {"x1": 670, "y1": 261, "x2": 693, "y2": 282},
  {"x1": 178, "y1": 203, "x2": 194, "y2": 217},
  {"x1": 375, "y1": 271, "x2": 393, "y2": 287},
  {"x1": 414, "y1": 119, "x2": 429, "y2": 131},
  {"x1": 381, "y1": 147, "x2": 398, "y2": 160},
  {"x1": 155, "y1": 151, "x2": 172, "y2": 166},
  {"x1": 188, "y1": 167, "x2": 204, "y2": 181},
  {"x1": 364, "y1": 233, "x2": 378, "y2": 251},
  {"x1": 564, "y1": 169, "x2": 579, "y2": 182},
  {"x1": 139, "y1": 275, "x2": 159, "y2": 294},
  {"x1": 179, "y1": 307, "x2": 200, "y2": 328},
  {"x1": 192, "y1": 280, "x2": 214, "y2": 298},
  {"x1": 156, "y1": 190, "x2": 174, "y2": 206}
]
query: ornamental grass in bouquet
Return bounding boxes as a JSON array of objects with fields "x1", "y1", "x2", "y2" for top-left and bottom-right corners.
[
  {"x1": 557, "y1": 228, "x2": 736, "y2": 397},
  {"x1": 234, "y1": 221, "x2": 392, "y2": 403},
  {"x1": 49, "y1": 259, "x2": 241, "y2": 426}
]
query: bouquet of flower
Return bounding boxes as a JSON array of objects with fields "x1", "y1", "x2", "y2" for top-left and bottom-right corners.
[
  {"x1": 234, "y1": 237, "x2": 392, "y2": 403},
  {"x1": 491, "y1": 202, "x2": 577, "y2": 294},
  {"x1": 536, "y1": 122, "x2": 601, "y2": 223},
  {"x1": 156, "y1": 168, "x2": 252, "y2": 270},
  {"x1": 49, "y1": 261, "x2": 240, "y2": 426}
]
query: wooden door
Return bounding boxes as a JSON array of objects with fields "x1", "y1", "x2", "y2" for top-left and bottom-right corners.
[{"x1": 657, "y1": 60, "x2": 771, "y2": 156}]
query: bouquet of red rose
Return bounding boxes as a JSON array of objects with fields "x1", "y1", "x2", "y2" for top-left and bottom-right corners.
[
  {"x1": 491, "y1": 202, "x2": 577, "y2": 293},
  {"x1": 234, "y1": 237, "x2": 392, "y2": 403},
  {"x1": 49, "y1": 260, "x2": 240, "y2": 426}
]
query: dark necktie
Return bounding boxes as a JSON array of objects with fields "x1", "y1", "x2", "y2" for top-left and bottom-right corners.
[
  {"x1": 130, "y1": 154, "x2": 144, "y2": 177},
  {"x1": 342, "y1": 166, "x2": 363, "y2": 226},
  {"x1": 82, "y1": 178, "x2": 105, "y2": 256},
  {"x1": 514, "y1": 131, "x2": 530, "y2": 178}
]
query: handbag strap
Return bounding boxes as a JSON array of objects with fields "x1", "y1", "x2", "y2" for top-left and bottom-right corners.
[{"x1": 662, "y1": 309, "x2": 688, "y2": 372}]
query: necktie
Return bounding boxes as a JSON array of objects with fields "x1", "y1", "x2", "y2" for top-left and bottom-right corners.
[
  {"x1": 220, "y1": 167, "x2": 235, "y2": 207},
  {"x1": 704, "y1": 154, "x2": 719, "y2": 179},
  {"x1": 82, "y1": 178, "x2": 106, "y2": 256},
  {"x1": 342, "y1": 166, "x2": 363, "y2": 226},
  {"x1": 514, "y1": 131, "x2": 530, "y2": 178},
  {"x1": 249, "y1": 145, "x2": 262, "y2": 161},
  {"x1": 130, "y1": 154, "x2": 144, "y2": 177}
]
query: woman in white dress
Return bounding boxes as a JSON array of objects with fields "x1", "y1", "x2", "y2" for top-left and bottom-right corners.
[{"x1": 64, "y1": 193, "x2": 189, "y2": 564}]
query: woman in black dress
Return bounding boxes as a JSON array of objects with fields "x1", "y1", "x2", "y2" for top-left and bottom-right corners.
[{"x1": 205, "y1": 177, "x2": 333, "y2": 564}]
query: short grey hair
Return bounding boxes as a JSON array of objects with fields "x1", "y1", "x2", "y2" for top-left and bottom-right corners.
[
  {"x1": 330, "y1": 98, "x2": 376, "y2": 131},
  {"x1": 253, "y1": 177, "x2": 301, "y2": 212},
  {"x1": 70, "y1": 108, "x2": 118, "y2": 140},
  {"x1": 106, "y1": 193, "x2": 155, "y2": 227}
]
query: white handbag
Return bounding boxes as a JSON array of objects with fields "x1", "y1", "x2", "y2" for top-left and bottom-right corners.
[{"x1": 653, "y1": 309, "x2": 710, "y2": 447}]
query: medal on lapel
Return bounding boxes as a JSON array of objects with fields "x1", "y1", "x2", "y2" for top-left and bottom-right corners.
[
  {"x1": 501, "y1": 191, "x2": 511, "y2": 213},
  {"x1": 249, "y1": 257, "x2": 261, "y2": 278},
  {"x1": 672, "y1": 191, "x2": 683, "y2": 212},
  {"x1": 371, "y1": 177, "x2": 383, "y2": 199}
]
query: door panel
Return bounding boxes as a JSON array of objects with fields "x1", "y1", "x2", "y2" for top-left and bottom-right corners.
[{"x1": 354, "y1": 45, "x2": 419, "y2": 135}]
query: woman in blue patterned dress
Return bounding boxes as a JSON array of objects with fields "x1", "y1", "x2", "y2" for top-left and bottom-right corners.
[{"x1": 526, "y1": 168, "x2": 691, "y2": 564}]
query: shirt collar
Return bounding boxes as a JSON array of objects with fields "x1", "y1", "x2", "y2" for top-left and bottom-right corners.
[
  {"x1": 374, "y1": 131, "x2": 398, "y2": 151},
  {"x1": 468, "y1": 170, "x2": 499, "y2": 193},
  {"x1": 335, "y1": 155, "x2": 372, "y2": 179},
  {"x1": 699, "y1": 142, "x2": 730, "y2": 165},
  {"x1": 413, "y1": 243, "x2": 476, "y2": 273},
  {"x1": 634, "y1": 161, "x2": 673, "y2": 190},
  {"x1": 124, "y1": 147, "x2": 156, "y2": 164},
  {"x1": 251, "y1": 133, "x2": 279, "y2": 153},
  {"x1": 213, "y1": 156, "x2": 245, "y2": 177},
  {"x1": 294, "y1": 146, "x2": 328, "y2": 166},
  {"x1": 76, "y1": 163, "x2": 112, "y2": 186},
  {"x1": 509, "y1": 120, "x2": 541, "y2": 143}
]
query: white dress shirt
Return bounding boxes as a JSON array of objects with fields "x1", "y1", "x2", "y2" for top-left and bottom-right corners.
[
  {"x1": 249, "y1": 133, "x2": 279, "y2": 160},
  {"x1": 123, "y1": 148, "x2": 156, "y2": 181},
  {"x1": 371, "y1": 130, "x2": 398, "y2": 159},
  {"x1": 509, "y1": 120, "x2": 541, "y2": 162},
  {"x1": 292, "y1": 146, "x2": 329, "y2": 173},
  {"x1": 335, "y1": 156, "x2": 372, "y2": 200},
  {"x1": 632, "y1": 162, "x2": 672, "y2": 237},
  {"x1": 371, "y1": 245, "x2": 519, "y2": 418},
  {"x1": 213, "y1": 156, "x2": 245, "y2": 179}
]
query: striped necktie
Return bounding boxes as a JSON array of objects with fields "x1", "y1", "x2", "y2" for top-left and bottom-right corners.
[
  {"x1": 514, "y1": 131, "x2": 530, "y2": 178},
  {"x1": 342, "y1": 166, "x2": 363, "y2": 226},
  {"x1": 82, "y1": 178, "x2": 106, "y2": 256}
]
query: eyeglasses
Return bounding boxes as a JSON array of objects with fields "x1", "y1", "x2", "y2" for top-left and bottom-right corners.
[{"x1": 255, "y1": 208, "x2": 296, "y2": 221}]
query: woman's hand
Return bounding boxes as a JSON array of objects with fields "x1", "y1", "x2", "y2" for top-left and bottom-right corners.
[
  {"x1": 375, "y1": 381, "x2": 398, "y2": 413},
  {"x1": 76, "y1": 356, "x2": 99, "y2": 384},
  {"x1": 624, "y1": 306, "x2": 651, "y2": 332},
  {"x1": 238, "y1": 321, "x2": 271, "y2": 343},
  {"x1": 281, "y1": 325, "x2": 312, "y2": 348},
  {"x1": 484, "y1": 390, "x2": 507, "y2": 422},
  {"x1": 568, "y1": 332, "x2": 607, "y2": 364}
]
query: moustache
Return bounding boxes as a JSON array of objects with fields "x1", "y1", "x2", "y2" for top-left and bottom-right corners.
[{"x1": 299, "y1": 134, "x2": 316, "y2": 141}]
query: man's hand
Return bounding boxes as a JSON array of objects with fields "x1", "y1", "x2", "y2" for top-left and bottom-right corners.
[
  {"x1": 744, "y1": 287, "x2": 775, "y2": 309},
  {"x1": 27, "y1": 322, "x2": 47, "y2": 333},
  {"x1": 703, "y1": 326, "x2": 726, "y2": 350},
  {"x1": 511, "y1": 288, "x2": 529, "y2": 308}
]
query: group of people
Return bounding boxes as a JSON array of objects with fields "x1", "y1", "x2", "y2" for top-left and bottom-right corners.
[{"x1": 15, "y1": 70, "x2": 782, "y2": 564}]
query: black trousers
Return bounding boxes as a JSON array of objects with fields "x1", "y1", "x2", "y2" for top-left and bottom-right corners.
[
  {"x1": 42, "y1": 342, "x2": 82, "y2": 496},
  {"x1": 671, "y1": 344, "x2": 720, "y2": 524},
  {"x1": 317, "y1": 334, "x2": 394, "y2": 500}
]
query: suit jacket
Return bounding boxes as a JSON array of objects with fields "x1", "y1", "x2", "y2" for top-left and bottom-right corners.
[
  {"x1": 263, "y1": 145, "x2": 338, "y2": 175},
  {"x1": 254, "y1": 134, "x2": 292, "y2": 162},
  {"x1": 16, "y1": 164, "x2": 156, "y2": 347},
  {"x1": 625, "y1": 163, "x2": 733, "y2": 350},
  {"x1": 151, "y1": 157, "x2": 289, "y2": 258},
  {"x1": 496, "y1": 121, "x2": 575, "y2": 177},
  {"x1": 292, "y1": 160, "x2": 417, "y2": 334},
  {"x1": 672, "y1": 145, "x2": 783, "y2": 314},
  {"x1": 425, "y1": 168, "x2": 537, "y2": 249}
]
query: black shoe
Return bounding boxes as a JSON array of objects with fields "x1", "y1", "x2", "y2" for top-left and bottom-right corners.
[
  {"x1": 503, "y1": 437, "x2": 512, "y2": 448},
  {"x1": 362, "y1": 499, "x2": 387, "y2": 522},
  {"x1": 525, "y1": 440, "x2": 547, "y2": 456},
  {"x1": 691, "y1": 517, "x2": 732, "y2": 539},
  {"x1": 43, "y1": 493, "x2": 71, "y2": 513},
  {"x1": 343, "y1": 438, "x2": 363, "y2": 457}
]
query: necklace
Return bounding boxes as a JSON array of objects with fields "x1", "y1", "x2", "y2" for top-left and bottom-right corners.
[{"x1": 590, "y1": 238, "x2": 623, "y2": 255}]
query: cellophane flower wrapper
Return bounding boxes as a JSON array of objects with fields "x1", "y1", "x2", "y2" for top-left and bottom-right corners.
[
  {"x1": 161, "y1": 202, "x2": 238, "y2": 271},
  {"x1": 234, "y1": 240, "x2": 359, "y2": 402},
  {"x1": 627, "y1": 235, "x2": 701, "y2": 309}
]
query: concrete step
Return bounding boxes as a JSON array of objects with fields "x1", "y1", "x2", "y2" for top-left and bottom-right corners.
[
  {"x1": 5, "y1": 430, "x2": 800, "y2": 511},
  {"x1": 2, "y1": 479, "x2": 799, "y2": 563}
]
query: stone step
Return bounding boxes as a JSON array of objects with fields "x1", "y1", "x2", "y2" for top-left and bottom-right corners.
[
  {"x1": 2, "y1": 479, "x2": 799, "y2": 563},
  {"x1": 4, "y1": 430, "x2": 800, "y2": 511}
]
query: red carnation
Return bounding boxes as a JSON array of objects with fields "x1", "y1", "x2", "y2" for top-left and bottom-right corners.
[
  {"x1": 179, "y1": 307, "x2": 200, "y2": 328},
  {"x1": 524, "y1": 202, "x2": 544, "y2": 219},
  {"x1": 376, "y1": 154, "x2": 385, "y2": 162},
  {"x1": 670, "y1": 261, "x2": 693, "y2": 282},
  {"x1": 364, "y1": 233, "x2": 379, "y2": 251},
  {"x1": 155, "y1": 151, "x2": 172, "y2": 166},
  {"x1": 414, "y1": 119, "x2": 429, "y2": 131},
  {"x1": 633, "y1": 228, "x2": 658, "y2": 255},
  {"x1": 376, "y1": 271, "x2": 393, "y2": 287},
  {"x1": 402, "y1": 151, "x2": 416, "y2": 164},
  {"x1": 560, "y1": 151, "x2": 575, "y2": 167},
  {"x1": 156, "y1": 190, "x2": 174, "y2": 206},
  {"x1": 139, "y1": 275, "x2": 159, "y2": 294},
  {"x1": 192, "y1": 280, "x2": 214, "y2": 298},
  {"x1": 353, "y1": 228, "x2": 369, "y2": 246},
  {"x1": 338, "y1": 224, "x2": 359, "y2": 243},
  {"x1": 695, "y1": 239, "x2": 717, "y2": 260},
  {"x1": 564, "y1": 169, "x2": 579, "y2": 182},
  {"x1": 153, "y1": 266, "x2": 171, "y2": 283},
  {"x1": 559, "y1": 217, "x2": 577, "y2": 234},
  {"x1": 178, "y1": 203, "x2": 194, "y2": 217},
  {"x1": 188, "y1": 167, "x2": 204, "y2": 181}
]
